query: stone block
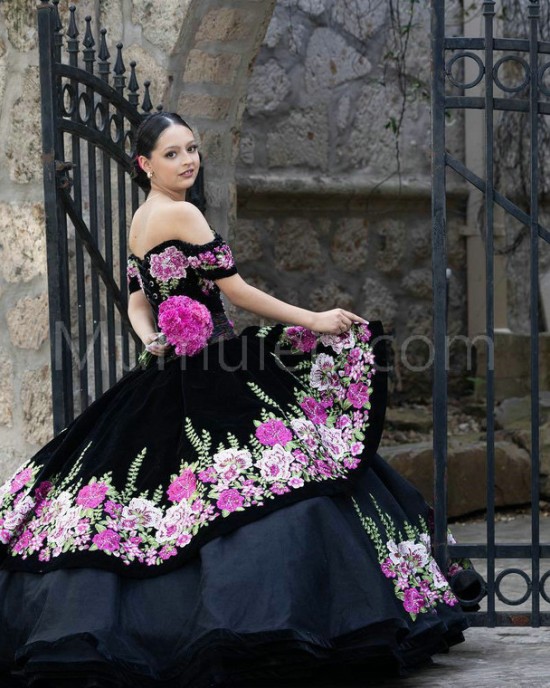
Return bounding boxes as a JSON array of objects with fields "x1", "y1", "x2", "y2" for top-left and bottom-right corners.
[
  {"x1": 361, "y1": 277, "x2": 397, "y2": 329},
  {"x1": 231, "y1": 219, "x2": 263, "y2": 263},
  {"x1": 22, "y1": 365, "x2": 53, "y2": 446},
  {"x1": 185, "y1": 50, "x2": 241, "y2": 85},
  {"x1": 6, "y1": 66, "x2": 41, "y2": 184},
  {"x1": 309, "y1": 281, "x2": 354, "y2": 312},
  {"x1": 0, "y1": 202, "x2": 46, "y2": 282},
  {"x1": 246, "y1": 59, "x2": 291, "y2": 116},
  {"x1": 401, "y1": 268, "x2": 432, "y2": 299},
  {"x1": 2, "y1": 0, "x2": 37, "y2": 51},
  {"x1": 274, "y1": 218, "x2": 323, "y2": 272},
  {"x1": 331, "y1": 218, "x2": 368, "y2": 272},
  {"x1": 132, "y1": 0, "x2": 191, "y2": 52},
  {"x1": 331, "y1": 0, "x2": 388, "y2": 42},
  {"x1": 179, "y1": 93, "x2": 232, "y2": 120},
  {"x1": 0, "y1": 351, "x2": 13, "y2": 427},
  {"x1": 266, "y1": 107, "x2": 328, "y2": 170},
  {"x1": 304, "y1": 27, "x2": 371, "y2": 97},
  {"x1": 196, "y1": 8, "x2": 251, "y2": 43},
  {"x1": 7, "y1": 293, "x2": 49, "y2": 350},
  {"x1": 374, "y1": 220, "x2": 406, "y2": 275},
  {"x1": 384, "y1": 440, "x2": 531, "y2": 518}
]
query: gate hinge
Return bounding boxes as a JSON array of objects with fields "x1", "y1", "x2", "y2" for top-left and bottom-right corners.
[{"x1": 55, "y1": 160, "x2": 75, "y2": 190}]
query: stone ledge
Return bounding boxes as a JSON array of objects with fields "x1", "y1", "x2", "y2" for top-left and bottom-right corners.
[{"x1": 236, "y1": 172, "x2": 468, "y2": 200}]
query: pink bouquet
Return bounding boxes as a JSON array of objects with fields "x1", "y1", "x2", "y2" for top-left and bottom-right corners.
[{"x1": 157, "y1": 295, "x2": 213, "y2": 356}]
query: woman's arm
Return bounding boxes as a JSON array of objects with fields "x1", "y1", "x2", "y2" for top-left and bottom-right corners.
[
  {"x1": 128, "y1": 290, "x2": 171, "y2": 356},
  {"x1": 217, "y1": 273, "x2": 366, "y2": 335}
]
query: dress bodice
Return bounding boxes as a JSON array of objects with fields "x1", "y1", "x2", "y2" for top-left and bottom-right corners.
[{"x1": 127, "y1": 230, "x2": 238, "y2": 343}]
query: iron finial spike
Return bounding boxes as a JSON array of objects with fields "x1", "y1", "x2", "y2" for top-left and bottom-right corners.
[
  {"x1": 114, "y1": 42, "x2": 126, "y2": 75},
  {"x1": 68, "y1": 5, "x2": 78, "y2": 39},
  {"x1": 128, "y1": 61, "x2": 139, "y2": 93},
  {"x1": 98, "y1": 28, "x2": 110, "y2": 62},
  {"x1": 142, "y1": 80, "x2": 153, "y2": 112},
  {"x1": 83, "y1": 16, "x2": 95, "y2": 48},
  {"x1": 52, "y1": 0, "x2": 63, "y2": 33}
]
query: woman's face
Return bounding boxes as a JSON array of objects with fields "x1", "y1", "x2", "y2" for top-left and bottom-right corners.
[{"x1": 139, "y1": 124, "x2": 201, "y2": 197}]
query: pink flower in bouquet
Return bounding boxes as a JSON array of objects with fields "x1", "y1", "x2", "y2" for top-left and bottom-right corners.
[{"x1": 158, "y1": 295, "x2": 213, "y2": 356}]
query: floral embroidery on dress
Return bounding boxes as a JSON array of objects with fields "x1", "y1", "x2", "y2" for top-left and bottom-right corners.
[
  {"x1": 126, "y1": 257, "x2": 143, "y2": 291},
  {"x1": 352, "y1": 495, "x2": 459, "y2": 620},
  {"x1": 149, "y1": 246, "x2": 189, "y2": 298},
  {"x1": 0, "y1": 323, "x2": 379, "y2": 568}
]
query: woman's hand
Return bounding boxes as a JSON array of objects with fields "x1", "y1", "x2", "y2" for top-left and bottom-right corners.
[
  {"x1": 309, "y1": 309, "x2": 368, "y2": 335},
  {"x1": 142, "y1": 332, "x2": 171, "y2": 357}
]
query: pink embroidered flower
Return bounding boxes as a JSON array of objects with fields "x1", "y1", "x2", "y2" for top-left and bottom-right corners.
[
  {"x1": 104, "y1": 500, "x2": 123, "y2": 517},
  {"x1": 299, "y1": 397, "x2": 328, "y2": 424},
  {"x1": 285, "y1": 326, "x2": 318, "y2": 353},
  {"x1": 198, "y1": 467, "x2": 217, "y2": 483},
  {"x1": 159, "y1": 545, "x2": 178, "y2": 560},
  {"x1": 315, "y1": 460, "x2": 333, "y2": 477},
  {"x1": 216, "y1": 489, "x2": 244, "y2": 512},
  {"x1": 271, "y1": 483, "x2": 291, "y2": 495},
  {"x1": 177, "y1": 533, "x2": 192, "y2": 547},
  {"x1": 158, "y1": 295, "x2": 213, "y2": 356},
  {"x1": 255, "y1": 419, "x2": 292, "y2": 447},
  {"x1": 34, "y1": 480, "x2": 53, "y2": 502},
  {"x1": 443, "y1": 589, "x2": 458, "y2": 606},
  {"x1": 288, "y1": 476, "x2": 304, "y2": 489},
  {"x1": 167, "y1": 469, "x2": 197, "y2": 502},
  {"x1": 76, "y1": 482, "x2": 109, "y2": 509},
  {"x1": 350, "y1": 441, "x2": 364, "y2": 456},
  {"x1": 10, "y1": 468, "x2": 33, "y2": 494},
  {"x1": 149, "y1": 246, "x2": 188, "y2": 281},
  {"x1": 93, "y1": 528, "x2": 121, "y2": 552},
  {"x1": 403, "y1": 588, "x2": 425, "y2": 614},
  {"x1": 346, "y1": 382, "x2": 371, "y2": 409},
  {"x1": 381, "y1": 558, "x2": 397, "y2": 578},
  {"x1": 356, "y1": 323, "x2": 372, "y2": 342}
]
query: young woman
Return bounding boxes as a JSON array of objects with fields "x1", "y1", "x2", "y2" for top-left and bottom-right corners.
[{"x1": 0, "y1": 112, "x2": 480, "y2": 688}]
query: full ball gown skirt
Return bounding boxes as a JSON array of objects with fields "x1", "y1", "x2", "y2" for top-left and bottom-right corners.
[{"x1": 0, "y1": 231, "x2": 477, "y2": 687}]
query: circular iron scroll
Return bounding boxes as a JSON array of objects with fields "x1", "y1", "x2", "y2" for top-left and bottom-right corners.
[
  {"x1": 445, "y1": 51, "x2": 485, "y2": 89},
  {"x1": 539, "y1": 569, "x2": 550, "y2": 604},
  {"x1": 495, "y1": 568, "x2": 532, "y2": 606},
  {"x1": 539, "y1": 61, "x2": 550, "y2": 98},
  {"x1": 493, "y1": 55, "x2": 531, "y2": 93}
]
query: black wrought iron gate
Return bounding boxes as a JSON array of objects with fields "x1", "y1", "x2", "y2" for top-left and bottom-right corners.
[
  {"x1": 432, "y1": 0, "x2": 550, "y2": 626},
  {"x1": 38, "y1": 1, "x2": 205, "y2": 436}
]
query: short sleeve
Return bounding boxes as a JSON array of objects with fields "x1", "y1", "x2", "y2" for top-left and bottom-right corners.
[
  {"x1": 195, "y1": 241, "x2": 238, "y2": 281},
  {"x1": 127, "y1": 257, "x2": 142, "y2": 294}
]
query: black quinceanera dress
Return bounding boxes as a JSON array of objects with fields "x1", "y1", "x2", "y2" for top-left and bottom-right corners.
[{"x1": 0, "y1": 229, "x2": 478, "y2": 687}]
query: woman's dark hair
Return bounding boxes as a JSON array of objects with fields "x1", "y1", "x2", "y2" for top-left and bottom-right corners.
[{"x1": 130, "y1": 112, "x2": 194, "y2": 190}]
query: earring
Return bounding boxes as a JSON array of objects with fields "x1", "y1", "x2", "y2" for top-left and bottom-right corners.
[{"x1": 147, "y1": 171, "x2": 153, "y2": 180}]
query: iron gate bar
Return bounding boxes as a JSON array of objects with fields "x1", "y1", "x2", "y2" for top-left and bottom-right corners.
[
  {"x1": 483, "y1": 0, "x2": 496, "y2": 628},
  {"x1": 528, "y1": 0, "x2": 541, "y2": 627},
  {"x1": 38, "y1": 1, "x2": 74, "y2": 430},
  {"x1": 446, "y1": 154, "x2": 550, "y2": 243}
]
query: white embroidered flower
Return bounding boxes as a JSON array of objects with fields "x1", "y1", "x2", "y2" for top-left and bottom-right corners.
[
  {"x1": 320, "y1": 329, "x2": 355, "y2": 354},
  {"x1": 428, "y1": 558, "x2": 450, "y2": 590},
  {"x1": 398, "y1": 540, "x2": 430, "y2": 569},
  {"x1": 309, "y1": 353, "x2": 336, "y2": 391},
  {"x1": 213, "y1": 448, "x2": 253, "y2": 475},
  {"x1": 318, "y1": 426, "x2": 348, "y2": 459},
  {"x1": 156, "y1": 502, "x2": 194, "y2": 543},
  {"x1": 121, "y1": 498, "x2": 163, "y2": 530},
  {"x1": 420, "y1": 532, "x2": 431, "y2": 549},
  {"x1": 290, "y1": 418, "x2": 319, "y2": 447},
  {"x1": 47, "y1": 491, "x2": 73, "y2": 520},
  {"x1": 256, "y1": 446, "x2": 294, "y2": 483}
]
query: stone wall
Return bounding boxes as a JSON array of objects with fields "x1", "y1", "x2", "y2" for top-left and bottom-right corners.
[{"x1": 232, "y1": 0, "x2": 467, "y2": 397}]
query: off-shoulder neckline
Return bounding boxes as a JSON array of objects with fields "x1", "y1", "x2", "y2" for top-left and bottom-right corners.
[{"x1": 128, "y1": 231, "x2": 223, "y2": 263}]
